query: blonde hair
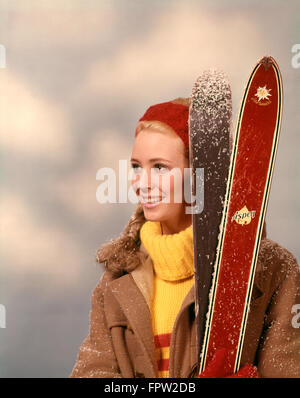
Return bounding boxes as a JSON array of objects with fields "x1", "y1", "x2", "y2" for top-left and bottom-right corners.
[
  {"x1": 135, "y1": 124, "x2": 189, "y2": 160},
  {"x1": 96, "y1": 202, "x2": 146, "y2": 277}
]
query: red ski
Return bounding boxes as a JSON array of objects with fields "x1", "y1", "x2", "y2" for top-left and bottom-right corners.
[{"x1": 197, "y1": 56, "x2": 283, "y2": 374}]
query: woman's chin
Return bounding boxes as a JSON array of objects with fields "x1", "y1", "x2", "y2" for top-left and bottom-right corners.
[{"x1": 142, "y1": 203, "x2": 164, "y2": 220}]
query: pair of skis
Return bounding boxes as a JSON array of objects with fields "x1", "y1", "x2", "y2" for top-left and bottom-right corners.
[{"x1": 189, "y1": 56, "x2": 283, "y2": 374}]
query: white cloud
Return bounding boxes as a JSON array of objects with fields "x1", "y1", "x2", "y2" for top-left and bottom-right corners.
[
  {"x1": 0, "y1": 3, "x2": 116, "y2": 47},
  {"x1": 90, "y1": 128, "x2": 133, "y2": 169},
  {"x1": 1, "y1": 192, "x2": 84, "y2": 282},
  {"x1": 53, "y1": 129, "x2": 133, "y2": 220},
  {"x1": 83, "y1": 4, "x2": 266, "y2": 103},
  {"x1": 0, "y1": 70, "x2": 73, "y2": 161}
]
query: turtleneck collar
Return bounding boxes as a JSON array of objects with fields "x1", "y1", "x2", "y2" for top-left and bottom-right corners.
[{"x1": 140, "y1": 221, "x2": 194, "y2": 281}]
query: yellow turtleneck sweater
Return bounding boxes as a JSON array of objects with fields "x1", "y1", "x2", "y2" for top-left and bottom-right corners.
[{"x1": 140, "y1": 221, "x2": 194, "y2": 378}]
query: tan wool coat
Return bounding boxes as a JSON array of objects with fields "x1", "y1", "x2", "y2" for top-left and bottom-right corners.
[{"x1": 70, "y1": 220, "x2": 300, "y2": 378}]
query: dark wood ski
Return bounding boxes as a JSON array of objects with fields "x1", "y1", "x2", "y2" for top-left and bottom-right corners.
[{"x1": 188, "y1": 69, "x2": 232, "y2": 371}]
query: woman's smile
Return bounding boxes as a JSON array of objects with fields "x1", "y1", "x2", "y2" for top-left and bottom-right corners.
[{"x1": 139, "y1": 194, "x2": 164, "y2": 208}]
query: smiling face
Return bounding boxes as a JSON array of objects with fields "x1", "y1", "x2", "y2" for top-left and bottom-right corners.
[{"x1": 130, "y1": 126, "x2": 191, "y2": 234}]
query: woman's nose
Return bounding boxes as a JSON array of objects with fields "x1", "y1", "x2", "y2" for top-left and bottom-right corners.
[{"x1": 138, "y1": 169, "x2": 151, "y2": 193}]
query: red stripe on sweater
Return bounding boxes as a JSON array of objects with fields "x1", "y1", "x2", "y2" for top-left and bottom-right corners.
[
  {"x1": 157, "y1": 358, "x2": 169, "y2": 372},
  {"x1": 154, "y1": 333, "x2": 171, "y2": 348}
]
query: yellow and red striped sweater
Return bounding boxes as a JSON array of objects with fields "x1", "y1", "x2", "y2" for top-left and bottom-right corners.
[{"x1": 140, "y1": 221, "x2": 194, "y2": 378}]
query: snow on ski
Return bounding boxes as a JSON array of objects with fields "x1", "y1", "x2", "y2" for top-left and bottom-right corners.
[
  {"x1": 188, "y1": 69, "x2": 232, "y2": 369},
  {"x1": 198, "y1": 56, "x2": 283, "y2": 375}
]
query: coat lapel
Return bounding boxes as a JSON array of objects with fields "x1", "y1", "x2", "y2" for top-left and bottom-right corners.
[{"x1": 108, "y1": 272, "x2": 157, "y2": 377}]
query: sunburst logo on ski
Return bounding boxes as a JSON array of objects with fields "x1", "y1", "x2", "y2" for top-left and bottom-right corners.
[
  {"x1": 231, "y1": 206, "x2": 256, "y2": 225},
  {"x1": 252, "y1": 85, "x2": 272, "y2": 106}
]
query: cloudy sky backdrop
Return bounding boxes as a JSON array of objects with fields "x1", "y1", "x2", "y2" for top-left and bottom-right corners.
[{"x1": 0, "y1": 0, "x2": 299, "y2": 377}]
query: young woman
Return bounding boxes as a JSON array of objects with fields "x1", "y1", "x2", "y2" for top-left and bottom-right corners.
[{"x1": 70, "y1": 98, "x2": 300, "y2": 378}]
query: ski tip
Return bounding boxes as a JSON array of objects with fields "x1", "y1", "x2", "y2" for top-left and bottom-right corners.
[
  {"x1": 258, "y1": 55, "x2": 278, "y2": 71},
  {"x1": 190, "y1": 69, "x2": 232, "y2": 112}
]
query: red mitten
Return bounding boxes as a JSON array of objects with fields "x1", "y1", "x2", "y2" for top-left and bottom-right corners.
[
  {"x1": 196, "y1": 348, "x2": 258, "y2": 378},
  {"x1": 197, "y1": 348, "x2": 228, "y2": 378},
  {"x1": 226, "y1": 364, "x2": 258, "y2": 378}
]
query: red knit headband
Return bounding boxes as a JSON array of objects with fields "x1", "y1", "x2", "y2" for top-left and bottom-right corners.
[{"x1": 138, "y1": 101, "x2": 189, "y2": 150}]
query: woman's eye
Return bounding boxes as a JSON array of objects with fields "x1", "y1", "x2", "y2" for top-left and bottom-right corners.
[
  {"x1": 131, "y1": 163, "x2": 142, "y2": 173},
  {"x1": 153, "y1": 163, "x2": 168, "y2": 173}
]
